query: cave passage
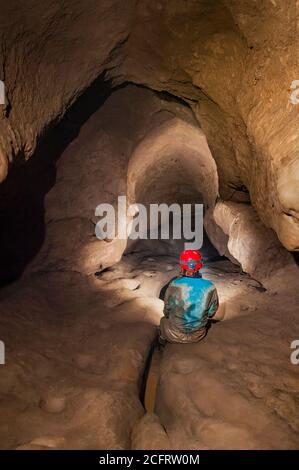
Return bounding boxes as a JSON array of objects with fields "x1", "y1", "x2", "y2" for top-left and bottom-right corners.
[
  {"x1": 0, "y1": 0, "x2": 299, "y2": 452},
  {"x1": 0, "y1": 78, "x2": 298, "y2": 453}
]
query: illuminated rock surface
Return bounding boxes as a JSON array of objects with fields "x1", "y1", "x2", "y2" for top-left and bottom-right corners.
[{"x1": 0, "y1": 0, "x2": 298, "y2": 450}]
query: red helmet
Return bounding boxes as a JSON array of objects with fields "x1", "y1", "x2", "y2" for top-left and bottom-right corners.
[{"x1": 180, "y1": 250, "x2": 203, "y2": 274}]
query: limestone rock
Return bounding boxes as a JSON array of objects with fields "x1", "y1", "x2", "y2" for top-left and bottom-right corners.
[{"x1": 213, "y1": 200, "x2": 295, "y2": 279}]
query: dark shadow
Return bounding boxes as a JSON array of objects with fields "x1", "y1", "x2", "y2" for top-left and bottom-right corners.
[
  {"x1": 0, "y1": 73, "x2": 113, "y2": 287},
  {"x1": 159, "y1": 277, "x2": 176, "y2": 301}
]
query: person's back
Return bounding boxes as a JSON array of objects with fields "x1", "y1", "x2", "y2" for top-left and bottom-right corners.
[{"x1": 159, "y1": 250, "x2": 219, "y2": 344}]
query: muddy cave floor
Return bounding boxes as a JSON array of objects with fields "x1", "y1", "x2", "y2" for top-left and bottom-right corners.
[{"x1": 0, "y1": 249, "x2": 299, "y2": 450}]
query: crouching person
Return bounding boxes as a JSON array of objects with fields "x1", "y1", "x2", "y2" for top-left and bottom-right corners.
[{"x1": 159, "y1": 250, "x2": 219, "y2": 344}]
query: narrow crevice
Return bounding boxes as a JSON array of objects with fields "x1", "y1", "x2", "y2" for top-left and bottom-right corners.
[{"x1": 139, "y1": 335, "x2": 160, "y2": 410}]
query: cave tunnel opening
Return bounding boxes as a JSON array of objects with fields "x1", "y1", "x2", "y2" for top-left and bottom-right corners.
[
  {"x1": 0, "y1": 77, "x2": 226, "y2": 286},
  {"x1": 125, "y1": 116, "x2": 222, "y2": 266},
  {"x1": 125, "y1": 180, "x2": 222, "y2": 264},
  {"x1": 0, "y1": 78, "x2": 223, "y2": 286}
]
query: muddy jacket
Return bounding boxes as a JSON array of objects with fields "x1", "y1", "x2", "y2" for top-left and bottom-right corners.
[{"x1": 163, "y1": 275, "x2": 219, "y2": 334}]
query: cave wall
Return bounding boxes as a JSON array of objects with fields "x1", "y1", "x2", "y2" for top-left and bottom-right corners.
[
  {"x1": 1, "y1": 0, "x2": 299, "y2": 275},
  {"x1": 109, "y1": 0, "x2": 299, "y2": 250},
  {"x1": 26, "y1": 84, "x2": 295, "y2": 282},
  {"x1": 213, "y1": 200, "x2": 294, "y2": 279},
  {"x1": 0, "y1": 0, "x2": 136, "y2": 181}
]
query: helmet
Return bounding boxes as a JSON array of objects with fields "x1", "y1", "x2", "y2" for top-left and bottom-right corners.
[{"x1": 180, "y1": 249, "x2": 203, "y2": 275}]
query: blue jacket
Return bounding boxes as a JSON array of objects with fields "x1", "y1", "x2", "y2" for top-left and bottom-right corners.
[{"x1": 164, "y1": 275, "x2": 219, "y2": 333}]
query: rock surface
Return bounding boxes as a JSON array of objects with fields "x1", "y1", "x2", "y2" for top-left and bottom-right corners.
[
  {"x1": 1, "y1": 251, "x2": 298, "y2": 449},
  {"x1": 0, "y1": 0, "x2": 299, "y2": 452},
  {"x1": 213, "y1": 200, "x2": 296, "y2": 280},
  {"x1": 0, "y1": 0, "x2": 299, "y2": 250}
]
